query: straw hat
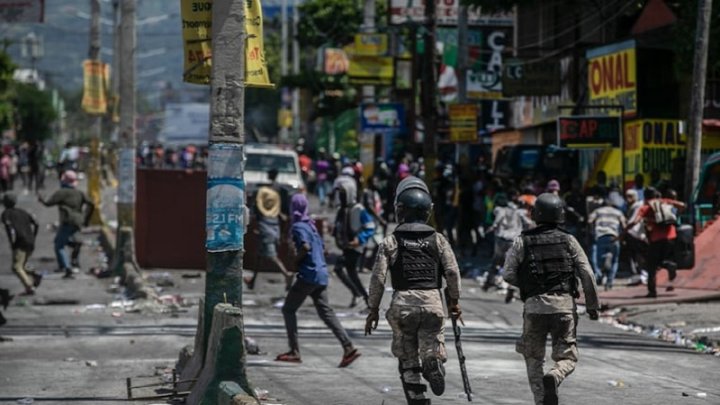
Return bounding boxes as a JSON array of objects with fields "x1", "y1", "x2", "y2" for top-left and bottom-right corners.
[{"x1": 256, "y1": 186, "x2": 280, "y2": 218}]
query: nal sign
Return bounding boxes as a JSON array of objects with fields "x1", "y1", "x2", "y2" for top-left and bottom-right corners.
[{"x1": 586, "y1": 40, "x2": 637, "y2": 116}]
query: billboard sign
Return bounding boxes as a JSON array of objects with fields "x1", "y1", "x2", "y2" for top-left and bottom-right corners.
[
  {"x1": 467, "y1": 27, "x2": 512, "y2": 100},
  {"x1": 0, "y1": 0, "x2": 43, "y2": 23},
  {"x1": 389, "y1": 0, "x2": 513, "y2": 26},
  {"x1": 360, "y1": 103, "x2": 405, "y2": 133},
  {"x1": 354, "y1": 33, "x2": 388, "y2": 56},
  {"x1": 557, "y1": 116, "x2": 621, "y2": 148},
  {"x1": 587, "y1": 40, "x2": 637, "y2": 116},
  {"x1": 349, "y1": 56, "x2": 394, "y2": 85},
  {"x1": 449, "y1": 104, "x2": 478, "y2": 142},
  {"x1": 502, "y1": 59, "x2": 561, "y2": 97}
]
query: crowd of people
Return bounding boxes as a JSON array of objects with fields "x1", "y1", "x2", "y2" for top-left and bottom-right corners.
[
  {"x1": 0, "y1": 141, "x2": 52, "y2": 194},
  {"x1": 136, "y1": 142, "x2": 208, "y2": 170}
]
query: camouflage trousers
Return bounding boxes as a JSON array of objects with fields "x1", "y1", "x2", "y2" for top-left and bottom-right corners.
[
  {"x1": 515, "y1": 311, "x2": 579, "y2": 405},
  {"x1": 387, "y1": 303, "x2": 447, "y2": 401}
]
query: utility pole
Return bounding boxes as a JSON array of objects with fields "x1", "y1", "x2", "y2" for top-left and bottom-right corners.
[
  {"x1": 684, "y1": 0, "x2": 713, "y2": 203},
  {"x1": 291, "y1": 0, "x2": 300, "y2": 141},
  {"x1": 113, "y1": 0, "x2": 138, "y2": 278},
  {"x1": 457, "y1": 4, "x2": 468, "y2": 103},
  {"x1": 111, "y1": 0, "x2": 121, "y2": 137},
  {"x1": 280, "y1": 0, "x2": 289, "y2": 143},
  {"x1": 186, "y1": 0, "x2": 252, "y2": 402},
  {"x1": 422, "y1": 0, "x2": 438, "y2": 195},
  {"x1": 87, "y1": 0, "x2": 103, "y2": 226}
]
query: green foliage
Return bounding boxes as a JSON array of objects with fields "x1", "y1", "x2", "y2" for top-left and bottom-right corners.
[
  {"x1": 0, "y1": 51, "x2": 16, "y2": 131},
  {"x1": 671, "y1": 0, "x2": 720, "y2": 78},
  {"x1": 298, "y1": 0, "x2": 387, "y2": 48},
  {"x1": 15, "y1": 83, "x2": 58, "y2": 142}
]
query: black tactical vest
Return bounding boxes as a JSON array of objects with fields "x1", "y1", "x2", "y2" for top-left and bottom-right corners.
[
  {"x1": 390, "y1": 223, "x2": 442, "y2": 291},
  {"x1": 518, "y1": 226, "x2": 576, "y2": 301}
]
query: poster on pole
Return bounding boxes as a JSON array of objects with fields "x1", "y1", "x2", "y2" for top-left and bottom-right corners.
[
  {"x1": 206, "y1": 144, "x2": 245, "y2": 252},
  {"x1": 245, "y1": 0, "x2": 274, "y2": 88},
  {"x1": 117, "y1": 148, "x2": 136, "y2": 204},
  {"x1": 81, "y1": 60, "x2": 109, "y2": 114},
  {"x1": 0, "y1": 0, "x2": 44, "y2": 23},
  {"x1": 449, "y1": 104, "x2": 478, "y2": 142},
  {"x1": 180, "y1": 0, "x2": 212, "y2": 84},
  {"x1": 181, "y1": 0, "x2": 273, "y2": 87}
]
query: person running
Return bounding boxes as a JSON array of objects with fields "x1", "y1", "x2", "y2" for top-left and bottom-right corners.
[
  {"x1": 484, "y1": 192, "x2": 533, "y2": 291},
  {"x1": 365, "y1": 176, "x2": 462, "y2": 405},
  {"x1": 333, "y1": 182, "x2": 375, "y2": 308},
  {"x1": 587, "y1": 197, "x2": 626, "y2": 290},
  {"x1": 2, "y1": 193, "x2": 42, "y2": 295},
  {"x1": 275, "y1": 193, "x2": 361, "y2": 367},
  {"x1": 38, "y1": 170, "x2": 94, "y2": 279},
  {"x1": 627, "y1": 187, "x2": 685, "y2": 298},
  {"x1": 245, "y1": 170, "x2": 292, "y2": 290},
  {"x1": 0, "y1": 287, "x2": 12, "y2": 327},
  {"x1": 503, "y1": 193, "x2": 600, "y2": 405}
]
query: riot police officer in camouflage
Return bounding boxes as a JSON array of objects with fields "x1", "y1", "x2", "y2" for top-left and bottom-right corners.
[
  {"x1": 365, "y1": 176, "x2": 462, "y2": 405},
  {"x1": 503, "y1": 193, "x2": 600, "y2": 405}
]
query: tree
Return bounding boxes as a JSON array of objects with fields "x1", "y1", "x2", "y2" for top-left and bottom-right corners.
[
  {"x1": 298, "y1": 0, "x2": 388, "y2": 48},
  {"x1": 0, "y1": 51, "x2": 16, "y2": 132},
  {"x1": 15, "y1": 82, "x2": 57, "y2": 142}
]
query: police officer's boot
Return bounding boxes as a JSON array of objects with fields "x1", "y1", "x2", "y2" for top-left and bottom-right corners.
[
  {"x1": 399, "y1": 362, "x2": 431, "y2": 405},
  {"x1": 422, "y1": 357, "x2": 445, "y2": 396},
  {"x1": 542, "y1": 373, "x2": 559, "y2": 405}
]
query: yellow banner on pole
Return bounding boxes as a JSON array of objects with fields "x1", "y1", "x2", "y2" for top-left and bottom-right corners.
[
  {"x1": 81, "y1": 60, "x2": 109, "y2": 114},
  {"x1": 245, "y1": 0, "x2": 273, "y2": 88},
  {"x1": 180, "y1": 0, "x2": 273, "y2": 87},
  {"x1": 181, "y1": 0, "x2": 212, "y2": 84}
]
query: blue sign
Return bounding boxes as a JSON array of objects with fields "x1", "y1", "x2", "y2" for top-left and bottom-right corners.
[
  {"x1": 206, "y1": 144, "x2": 245, "y2": 252},
  {"x1": 360, "y1": 103, "x2": 406, "y2": 134}
]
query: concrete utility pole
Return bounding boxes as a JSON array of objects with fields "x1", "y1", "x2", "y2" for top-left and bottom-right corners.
[
  {"x1": 186, "y1": 0, "x2": 253, "y2": 402},
  {"x1": 292, "y1": 0, "x2": 300, "y2": 141},
  {"x1": 684, "y1": 0, "x2": 713, "y2": 203},
  {"x1": 457, "y1": 4, "x2": 468, "y2": 103},
  {"x1": 112, "y1": 0, "x2": 120, "y2": 134},
  {"x1": 87, "y1": 0, "x2": 103, "y2": 226},
  {"x1": 113, "y1": 0, "x2": 138, "y2": 278},
  {"x1": 422, "y1": 0, "x2": 438, "y2": 196}
]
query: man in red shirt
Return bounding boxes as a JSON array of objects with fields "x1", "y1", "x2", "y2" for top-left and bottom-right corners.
[{"x1": 627, "y1": 187, "x2": 685, "y2": 298}]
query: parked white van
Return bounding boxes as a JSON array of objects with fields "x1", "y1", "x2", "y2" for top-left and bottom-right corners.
[{"x1": 244, "y1": 144, "x2": 304, "y2": 196}]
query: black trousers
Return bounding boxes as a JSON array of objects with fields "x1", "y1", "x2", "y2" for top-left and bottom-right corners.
[
  {"x1": 334, "y1": 249, "x2": 368, "y2": 300},
  {"x1": 281, "y1": 278, "x2": 351, "y2": 352},
  {"x1": 646, "y1": 239, "x2": 675, "y2": 296}
]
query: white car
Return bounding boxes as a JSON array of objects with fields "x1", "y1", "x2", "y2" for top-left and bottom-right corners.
[{"x1": 244, "y1": 144, "x2": 304, "y2": 195}]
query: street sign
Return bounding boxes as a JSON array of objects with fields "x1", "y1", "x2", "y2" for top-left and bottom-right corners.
[
  {"x1": 557, "y1": 116, "x2": 621, "y2": 148},
  {"x1": 354, "y1": 33, "x2": 388, "y2": 56},
  {"x1": 360, "y1": 103, "x2": 405, "y2": 133},
  {"x1": 502, "y1": 59, "x2": 561, "y2": 97},
  {"x1": 449, "y1": 104, "x2": 478, "y2": 143},
  {"x1": 389, "y1": 0, "x2": 513, "y2": 26},
  {"x1": 587, "y1": 40, "x2": 637, "y2": 116}
]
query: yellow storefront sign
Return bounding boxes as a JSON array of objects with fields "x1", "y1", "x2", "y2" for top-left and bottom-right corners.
[
  {"x1": 624, "y1": 119, "x2": 720, "y2": 183},
  {"x1": 81, "y1": 60, "x2": 109, "y2": 115},
  {"x1": 348, "y1": 56, "x2": 394, "y2": 85},
  {"x1": 354, "y1": 33, "x2": 388, "y2": 56},
  {"x1": 587, "y1": 40, "x2": 637, "y2": 116},
  {"x1": 449, "y1": 104, "x2": 478, "y2": 142},
  {"x1": 181, "y1": 0, "x2": 273, "y2": 88}
]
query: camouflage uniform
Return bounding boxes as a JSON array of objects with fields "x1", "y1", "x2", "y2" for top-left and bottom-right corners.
[
  {"x1": 368, "y1": 228, "x2": 461, "y2": 403},
  {"x1": 503, "y1": 229, "x2": 599, "y2": 405}
]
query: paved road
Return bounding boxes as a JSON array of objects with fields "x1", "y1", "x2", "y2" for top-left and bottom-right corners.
[{"x1": 1, "y1": 184, "x2": 719, "y2": 404}]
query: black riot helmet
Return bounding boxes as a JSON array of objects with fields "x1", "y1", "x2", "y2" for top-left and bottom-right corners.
[
  {"x1": 395, "y1": 176, "x2": 433, "y2": 224},
  {"x1": 532, "y1": 192, "x2": 565, "y2": 224}
]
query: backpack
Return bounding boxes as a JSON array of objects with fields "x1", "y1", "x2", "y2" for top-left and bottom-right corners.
[{"x1": 649, "y1": 200, "x2": 677, "y2": 226}]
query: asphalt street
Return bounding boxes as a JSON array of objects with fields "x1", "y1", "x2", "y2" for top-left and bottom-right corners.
[{"x1": 0, "y1": 185, "x2": 718, "y2": 404}]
